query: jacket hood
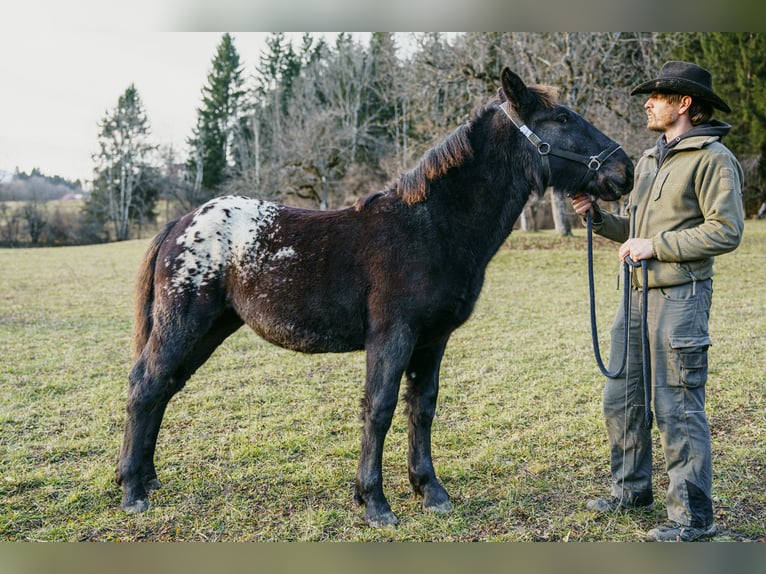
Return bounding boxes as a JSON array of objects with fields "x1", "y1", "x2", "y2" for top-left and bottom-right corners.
[
  {"x1": 656, "y1": 120, "x2": 732, "y2": 149},
  {"x1": 651, "y1": 121, "x2": 732, "y2": 165}
]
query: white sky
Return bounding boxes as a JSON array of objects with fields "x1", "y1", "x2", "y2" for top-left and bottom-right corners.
[{"x1": 0, "y1": 32, "x2": 361, "y2": 185}]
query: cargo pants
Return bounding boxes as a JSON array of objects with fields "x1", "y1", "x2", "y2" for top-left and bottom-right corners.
[{"x1": 604, "y1": 277, "x2": 714, "y2": 528}]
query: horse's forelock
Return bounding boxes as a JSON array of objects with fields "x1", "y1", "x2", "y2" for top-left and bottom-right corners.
[{"x1": 528, "y1": 84, "x2": 558, "y2": 109}]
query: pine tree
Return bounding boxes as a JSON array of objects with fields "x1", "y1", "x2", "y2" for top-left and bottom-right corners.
[
  {"x1": 672, "y1": 32, "x2": 766, "y2": 210},
  {"x1": 86, "y1": 84, "x2": 158, "y2": 241},
  {"x1": 187, "y1": 33, "x2": 247, "y2": 197},
  {"x1": 365, "y1": 33, "x2": 400, "y2": 168},
  {"x1": 252, "y1": 33, "x2": 303, "y2": 170}
]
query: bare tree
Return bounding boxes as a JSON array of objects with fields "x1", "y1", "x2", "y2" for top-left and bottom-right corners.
[
  {"x1": 0, "y1": 203, "x2": 21, "y2": 245},
  {"x1": 21, "y1": 202, "x2": 47, "y2": 244}
]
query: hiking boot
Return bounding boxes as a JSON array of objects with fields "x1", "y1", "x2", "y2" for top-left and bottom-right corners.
[
  {"x1": 586, "y1": 496, "x2": 654, "y2": 513},
  {"x1": 646, "y1": 522, "x2": 717, "y2": 542}
]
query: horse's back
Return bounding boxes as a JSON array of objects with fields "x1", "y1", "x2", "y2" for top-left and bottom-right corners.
[
  {"x1": 152, "y1": 193, "x2": 478, "y2": 355},
  {"x1": 153, "y1": 196, "x2": 369, "y2": 353}
]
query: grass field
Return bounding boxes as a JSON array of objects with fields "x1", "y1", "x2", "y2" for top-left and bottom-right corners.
[{"x1": 1, "y1": 221, "x2": 764, "y2": 542}]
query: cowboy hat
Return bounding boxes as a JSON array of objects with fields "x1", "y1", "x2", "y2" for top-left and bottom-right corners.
[{"x1": 630, "y1": 60, "x2": 731, "y2": 113}]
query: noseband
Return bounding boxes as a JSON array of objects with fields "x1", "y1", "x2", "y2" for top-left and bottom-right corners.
[{"x1": 499, "y1": 101, "x2": 622, "y2": 194}]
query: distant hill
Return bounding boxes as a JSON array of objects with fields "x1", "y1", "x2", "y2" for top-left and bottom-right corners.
[{"x1": 0, "y1": 168, "x2": 85, "y2": 202}]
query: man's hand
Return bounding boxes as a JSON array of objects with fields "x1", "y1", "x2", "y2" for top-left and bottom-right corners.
[
  {"x1": 571, "y1": 194, "x2": 594, "y2": 217},
  {"x1": 619, "y1": 238, "x2": 654, "y2": 262}
]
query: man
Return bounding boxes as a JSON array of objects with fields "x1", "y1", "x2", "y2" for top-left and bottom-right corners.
[{"x1": 571, "y1": 61, "x2": 744, "y2": 542}]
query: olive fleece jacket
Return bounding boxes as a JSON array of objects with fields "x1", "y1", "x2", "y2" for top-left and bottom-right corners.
[{"x1": 590, "y1": 121, "x2": 745, "y2": 288}]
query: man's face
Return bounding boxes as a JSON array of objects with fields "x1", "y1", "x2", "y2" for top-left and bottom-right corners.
[{"x1": 644, "y1": 91, "x2": 686, "y2": 134}]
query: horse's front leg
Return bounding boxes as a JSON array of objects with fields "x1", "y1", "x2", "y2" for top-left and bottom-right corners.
[
  {"x1": 404, "y1": 342, "x2": 451, "y2": 514},
  {"x1": 354, "y1": 335, "x2": 411, "y2": 527}
]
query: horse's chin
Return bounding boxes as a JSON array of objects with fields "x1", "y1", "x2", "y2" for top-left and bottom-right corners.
[{"x1": 592, "y1": 177, "x2": 631, "y2": 202}]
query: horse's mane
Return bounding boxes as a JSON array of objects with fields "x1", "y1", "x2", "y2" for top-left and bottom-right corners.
[
  {"x1": 354, "y1": 83, "x2": 557, "y2": 210},
  {"x1": 396, "y1": 120, "x2": 474, "y2": 205}
]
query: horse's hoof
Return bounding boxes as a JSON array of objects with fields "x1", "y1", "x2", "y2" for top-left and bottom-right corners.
[
  {"x1": 421, "y1": 483, "x2": 451, "y2": 514},
  {"x1": 144, "y1": 478, "x2": 162, "y2": 493},
  {"x1": 366, "y1": 510, "x2": 399, "y2": 528},
  {"x1": 424, "y1": 499, "x2": 452, "y2": 514},
  {"x1": 121, "y1": 498, "x2": 150, "y2": 514}
]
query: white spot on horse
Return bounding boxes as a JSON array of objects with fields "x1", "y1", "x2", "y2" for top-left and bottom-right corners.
[
  {"x1": 273, "y1": 246, "x2": 297, "y2": 260},
  {"x1": 167, "y1": 195, "x2": 281, "y2": 294}
]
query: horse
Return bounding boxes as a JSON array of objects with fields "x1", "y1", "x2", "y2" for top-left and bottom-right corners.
[{"x1": 115, "y1": 67, "x2": 634, "y2": 527}]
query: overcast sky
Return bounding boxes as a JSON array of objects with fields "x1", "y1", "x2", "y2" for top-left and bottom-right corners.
[{"x1": 0, "y1": 32, "x2": 361, "y2": 185}]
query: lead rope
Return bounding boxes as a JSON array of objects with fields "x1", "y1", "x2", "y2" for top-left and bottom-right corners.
[{"x1": 585, "y1": 210, "x2": 653, "y2": 429}]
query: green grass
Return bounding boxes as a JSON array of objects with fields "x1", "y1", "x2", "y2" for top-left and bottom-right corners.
[{"x1": 1, "y1": 222, "x2": 764, "y2": 541}]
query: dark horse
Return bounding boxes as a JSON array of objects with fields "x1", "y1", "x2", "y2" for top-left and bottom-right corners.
[{"x1": 116, "y1": 68, "x2": 633, "y2": 527}]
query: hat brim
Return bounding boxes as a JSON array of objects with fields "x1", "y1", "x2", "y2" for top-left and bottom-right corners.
[{"x1": 631, "y1": 78, "x2": 731, "y2": 113}]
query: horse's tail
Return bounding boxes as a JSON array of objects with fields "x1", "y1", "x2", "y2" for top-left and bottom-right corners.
[{"x1": 133, "y1": 219, "x2": 178, "y2": 359}]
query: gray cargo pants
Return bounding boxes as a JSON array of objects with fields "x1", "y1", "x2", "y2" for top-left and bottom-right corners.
[{"x1": 604, "y1": 278, "x2": 714, "y2": 528}]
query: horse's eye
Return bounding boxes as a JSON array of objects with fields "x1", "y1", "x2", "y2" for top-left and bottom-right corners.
[{"x1": 556, "y1": 113, "x2": 569, "y2": 123}]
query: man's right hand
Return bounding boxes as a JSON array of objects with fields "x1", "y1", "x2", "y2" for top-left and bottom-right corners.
[{"x1": 571, "y1": 194, "x2": 594, "y2": 217}]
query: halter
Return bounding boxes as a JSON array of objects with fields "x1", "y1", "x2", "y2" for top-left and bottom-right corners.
[{"x1": 499, "y1": 101, "x2": 623, "y2": 193}]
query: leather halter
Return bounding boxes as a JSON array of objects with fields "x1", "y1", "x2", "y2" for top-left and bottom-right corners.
[{"x1": 499, "y1": 101, "x2": 623, "y2": 193}]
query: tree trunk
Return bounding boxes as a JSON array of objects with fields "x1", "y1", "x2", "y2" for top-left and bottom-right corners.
[{"x1": 550, "y1": 188, "x2": 572, "y2": 236}]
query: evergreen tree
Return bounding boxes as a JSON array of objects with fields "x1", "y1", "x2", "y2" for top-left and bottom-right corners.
[
  {"x1": 253, "y1": 33, "x2": 303, "y2": 167},
  {"x1": 365, "y1": 33, "x2": 400, "y2": 169},
  {"x1": 187, "y1": 33, "x2": 247, "y2": 197},
  {"x1": 672, "y1": 32, "x2": 766, "y2": 209},
  {"x1": 257, "y1": 32, "x2": 302, "y2": 112},
  {"x1": 86, "y1": 84, "x2": 158, "y2": 241}
]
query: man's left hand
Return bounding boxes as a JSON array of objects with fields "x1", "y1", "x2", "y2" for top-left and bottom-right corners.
[{"x1": 619, "y1": 238, "x2": 654, "y2": 262}]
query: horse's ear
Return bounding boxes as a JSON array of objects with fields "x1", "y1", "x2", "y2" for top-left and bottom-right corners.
[{"x1": 501, "y1": 67, "x2": 531, "y2": 112}]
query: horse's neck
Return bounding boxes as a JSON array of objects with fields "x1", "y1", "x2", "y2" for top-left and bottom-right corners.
[{"x1": 433, "y1": 171, "x2": 531, "y2": 265}]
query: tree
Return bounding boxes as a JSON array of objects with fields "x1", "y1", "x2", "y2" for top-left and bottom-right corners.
[
  {"x1": 21, "y1": 201, "x2": 47, "y2": 244},
  {"x1": 0, "y1": 202, "x2": 22, "y2": 245},
  {"x1": 86, "y1": 84, "x2": 158, "y2": 241},
  {"x1": 673, "y1": 32, "x2": 766, "y2": 213},
  {"x1": 245, "y1": 32, "x2": 308, "y2": 198},
  {"x1": 187, "y1": 33, "x2": 247, "y2": 199},
  {"x1": 275, "y1": 34, "x2": 376, "y2": 208},
  {"x1": 406, "y1": 33, "x2": 475, "y2": 157},
  {"x1": 241, "y1": 33, "x2": 394, "y2": 209},
  {"x1": 364, "y1": 33, "x2": 401, "y2": 169}
]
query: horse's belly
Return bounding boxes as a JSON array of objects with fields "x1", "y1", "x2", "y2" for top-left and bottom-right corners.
[
  {"x1": 250, "y1": 321, "x2": 365, "y2": 354},
  {"x1": 240, "y1": 303, "x2": 366, "y2": 354}
]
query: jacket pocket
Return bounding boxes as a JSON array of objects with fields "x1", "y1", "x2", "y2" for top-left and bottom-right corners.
[{"x1": 668, "y1": 336, "x2": 712, "y2": 388}]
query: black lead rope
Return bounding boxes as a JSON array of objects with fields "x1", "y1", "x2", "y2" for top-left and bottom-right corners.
[{"x1": 585, "y1": 210, "x2": 654, "y2": 429}]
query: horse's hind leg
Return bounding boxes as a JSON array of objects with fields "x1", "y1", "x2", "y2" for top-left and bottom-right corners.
[
  {"x1": 116, "y1": 308, "x2": 243, "y2": 513},
  {"x1": 137, "y1": 399, "x2": 169, "y2": 493},
  {"x1": 117, "y1": 353, "x2": 178, "y2": 514},
  {"x1": 404, "y1": 342, "x2": 452, "y2": 514},
  {"x1": 135, "y1": 310, "x2": 244, "y2": 496}
]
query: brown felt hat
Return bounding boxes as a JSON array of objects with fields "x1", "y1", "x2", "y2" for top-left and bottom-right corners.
[{"x1": 630, "y1": 60, "x2": 731, "y2": 113}]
